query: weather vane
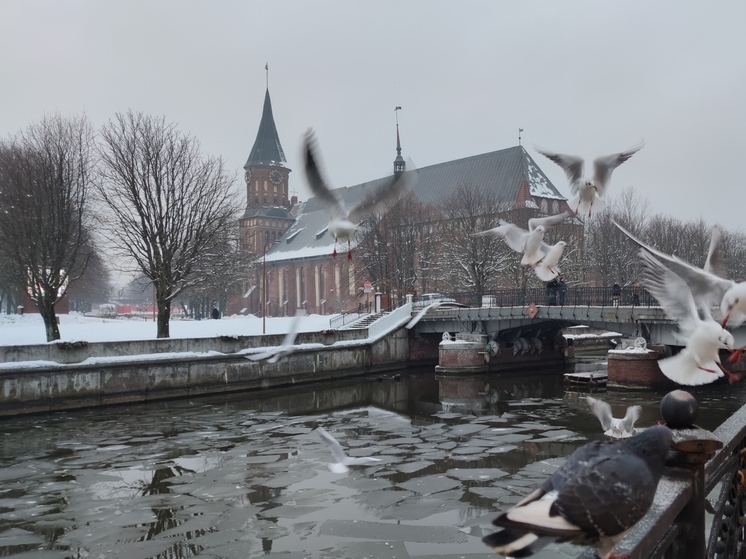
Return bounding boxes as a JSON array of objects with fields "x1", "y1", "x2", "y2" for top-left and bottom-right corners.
[
  {"x1": 265, "y1": 63, "x2": 269, "y2": 88},
  {"x1": 395, "y1": 106, "x2": 402, "y2": 126},
  {"x1": 519, "y1": 128, "x2": 524, "y2": 146}
]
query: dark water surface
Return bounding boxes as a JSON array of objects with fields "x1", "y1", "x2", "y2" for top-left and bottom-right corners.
[{"x1": 1, "y1": 365, "x2": 745, "y2": 559}]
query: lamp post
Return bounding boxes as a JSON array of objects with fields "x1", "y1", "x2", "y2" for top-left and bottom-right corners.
[{"x1": 262, "y1": 240, "x2": 279, "y2": 334}]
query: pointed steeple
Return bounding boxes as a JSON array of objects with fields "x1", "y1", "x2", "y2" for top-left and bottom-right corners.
[
  {"x1": 393, "y1": 106, "x2": 405, "y2": 176},
  {"x1": 245, "y1": 88, "x2": 286, "y2": 168}
]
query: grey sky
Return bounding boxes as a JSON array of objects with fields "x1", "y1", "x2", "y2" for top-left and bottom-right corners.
[{"x1": 2, "y1": 0, "x2": 745, "y2": 231}]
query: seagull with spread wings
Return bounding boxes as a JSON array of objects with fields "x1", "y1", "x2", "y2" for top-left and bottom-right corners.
[
  {"x1": 615, "y1": 221, "x2": 746, "y2": 329},
  {"x1": 536, "y1": 143, "x2": 644, "y2": 218},
  {"x1": 303, "y1": 129, "x2": 415, "y2": 259},
  {"x1": 245, "y1": 310, "x2": 305, "y2": 364},
  {"x1": 316, "y1": 427, "x2": 382, "y2": 473},
  {"x1": 636, "y1": 248, "x2": 738, "y2": 385},
  {"x1": 586, "y1": 396, "x2": 641, "y2": 439},
  {"x1": 473, "y1": 212, "x2": 569, "y2": 281}
]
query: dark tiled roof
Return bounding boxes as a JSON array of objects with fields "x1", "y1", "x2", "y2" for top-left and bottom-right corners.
[
  {"x1": 265, "y1": 145, "x2": 566, "y2": 263},
  {"x1": 245, "y1": 89, "x2": 286, "y2": 168},
  {"x1": 240, "y1": 206, "x2": 294, "y2": 220}
]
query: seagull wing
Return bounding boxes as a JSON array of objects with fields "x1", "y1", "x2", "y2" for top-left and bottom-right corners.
[
  {"x1": 622, "y1": 405, "x2": 642, "y2": 434},
  {"x1": 528, "y1": 211, "x2": 571, "y2": 232},
  {"x1": 347, "y1": 168, "x2": 417, "y2": 223},
  {"x1": 317, "y1": 427, "x2": 349, "y2": 463},
  {"x1": 245, "y1": 349, "x2": 279, "y2": 362},
  {"x1": 592, "y1": 142, "x2": 644, "y2": 195},
  {"x1": 303, "y1": 130, "x2": 346, "y2": 219},
  {"x1": 586, "y1": 396, "x2": 613, "y2": 431},
  {"x1": 280, "y1": 309, "x2": 306, "y2": 347},
  {"x1": 638, "y1": 249, "x2": 700, "y2": 337},
  {"x1": 614, "y1": 221, "x2": 734, "y2": 308},
  {"x1": 406, "y1": 301, "x2": 441, "y2": 329},
  {"x1": 490, "y1": 220, "x2": 531, "y2": 253},
  {"x1": 535, "y1": 148, "x2": 584, "y2": 185},
  {"x1": 704, "y1": 226, "x2": 728, "y2": 278}
]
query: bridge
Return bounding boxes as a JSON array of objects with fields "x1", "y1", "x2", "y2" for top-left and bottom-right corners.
[{"x1": 405, "y1": 287, "x2": 746, "y2": 347}]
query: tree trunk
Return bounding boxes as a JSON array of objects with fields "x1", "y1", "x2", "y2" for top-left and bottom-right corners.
[
  {"x1": 38, "y1": 297, "x2": 60, "y2": 342},
  {"x1": 156, "y1": 299, "x2": 171, "y2": 338}
]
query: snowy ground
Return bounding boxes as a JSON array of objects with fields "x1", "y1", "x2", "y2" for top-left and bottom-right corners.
[{"x1": 0, "y1": 312, "x2": 336, "y2": 347}]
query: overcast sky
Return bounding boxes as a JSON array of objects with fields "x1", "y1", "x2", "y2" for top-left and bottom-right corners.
[{"x1": 2, "y1": 1, "x2": 745, "y2": 232}]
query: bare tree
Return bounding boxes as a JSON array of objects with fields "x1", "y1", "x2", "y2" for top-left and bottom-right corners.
[
  {"x1": 0, "y1": 114, "x2": 95, "y2": 340},
  {"x1": 437, "y1": 182, "x2": 512, "y2": 295},
  {"x1": 96, "y1": 111, "x2": 241, "y2": 337}
]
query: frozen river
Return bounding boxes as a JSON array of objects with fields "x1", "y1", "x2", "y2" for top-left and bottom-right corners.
[{"x1": 1, "y1": 367, "x2": 745, "y2": 559}]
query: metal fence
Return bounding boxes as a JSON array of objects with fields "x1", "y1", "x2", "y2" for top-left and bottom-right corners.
[
  {"x1": 415, "y1": 286, "x2": 660, "y2": 309},
  {"x1": 576, "y1": 404, "x2": 746, "y2": 559}
]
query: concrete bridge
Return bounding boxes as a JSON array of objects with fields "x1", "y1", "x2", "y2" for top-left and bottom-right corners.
[{"x1": 406, "y1": 287, "x2": 746, "y2": 348}]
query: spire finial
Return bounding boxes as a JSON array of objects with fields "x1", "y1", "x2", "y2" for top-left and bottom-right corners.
[
  {"x1": 393, "y1": 106, "x2": 404, "y2": 175},
  {"x1": 519, "y1": 128, "x2": 524, "y2": 146},
  {"x1": 265, "y1": 63, "x2": 269, "y2": 89}
]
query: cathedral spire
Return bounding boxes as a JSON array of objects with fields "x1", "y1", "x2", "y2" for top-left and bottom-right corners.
[
  {"x1": 245, "y1": 84, "x2": 286, "y2": 168},
  {"x1": 393, "y1": 106, "x2": 405, "y2": 176}
]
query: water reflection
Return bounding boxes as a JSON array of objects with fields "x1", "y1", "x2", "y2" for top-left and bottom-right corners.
[{"x1": 0, "y1": 365, "x2": 744, "y2": 559}]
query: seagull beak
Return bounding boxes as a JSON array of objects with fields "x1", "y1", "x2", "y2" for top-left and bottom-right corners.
[{"x1": 721, "y1": 314, "x2": 730, "y2": 328}]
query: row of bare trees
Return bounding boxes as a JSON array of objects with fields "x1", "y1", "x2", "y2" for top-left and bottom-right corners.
[
  {"x1": 354, "y1": 183, "x2": 746, "y2": 302},
  {"x1": 0, "y1": 111, "x2": 244, "y2": 340}
]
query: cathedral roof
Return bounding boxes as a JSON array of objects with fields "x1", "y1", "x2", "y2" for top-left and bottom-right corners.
[
  {"x1": 264, "y1": 145, "x2": 567, "y2": 263},
  {"x1": 244, "y1": 89, "x2": 286, "y2": 168}
]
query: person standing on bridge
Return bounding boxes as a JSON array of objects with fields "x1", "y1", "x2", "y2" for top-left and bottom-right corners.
[
  {"x1": 612, "y1": 283, "x2": 621, "y2": 307},
  {"x1": 546, "y1": 278, "x2": 559, "y2": 306},
  {"x1": 558, "y1": 276, "x2": 567, "y2": 306}
]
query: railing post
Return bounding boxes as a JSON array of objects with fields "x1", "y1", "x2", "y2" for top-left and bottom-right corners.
[{"x1": 661, "y1": 391, "x2": 722, "y2": 557}]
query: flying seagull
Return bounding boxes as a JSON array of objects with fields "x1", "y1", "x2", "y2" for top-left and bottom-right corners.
[
  {"x1": 586, "y1": 396, "x2": 641, "y2": 439},
  {"x1": 536, "y1": 143, "x2": 644, "y2": 218},
  {"x1": 636, "y1": 248, "x2": 738, "y2": 385},
  {"x1": 614, "y1": 221, "x2": 746, "y2": 329},
  {"x1": 246, "y1": 309, "x2": 305, "y2": 363},
  {"x1": 483, "y1": 425, "x2": 672, "y2": 559},
  {"x1": 406, "y1": 301, "x2": 441, "y2": 329},
  {"x1": 473, "y1": 212, "x2": 569, "y2": 279},
  {"x1": 316, "y1": 427, "x2": 382, "y2": 473},
  {"x1": 303, "y1": 129, "x2": 416, "y2": 259}
]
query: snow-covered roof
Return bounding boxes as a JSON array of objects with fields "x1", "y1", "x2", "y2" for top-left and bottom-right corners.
[{"x1": 263, "y1": 145, "x2": 567, "y2": 264}]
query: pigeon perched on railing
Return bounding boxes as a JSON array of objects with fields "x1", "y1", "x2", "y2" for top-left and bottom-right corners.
[{"x1": 483, "y1": 425, "x2": 672, "y2": 559}]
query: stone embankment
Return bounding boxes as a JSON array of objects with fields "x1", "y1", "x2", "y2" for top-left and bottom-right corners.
[{"x1": 0, "y1": 307, "x2": 412, "y2": 417}]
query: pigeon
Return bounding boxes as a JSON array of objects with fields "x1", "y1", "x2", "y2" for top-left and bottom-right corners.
[
  {"x1": 482, "y1": 425, "x2": 672, "y2": 559},
  {"x1": 536, "y1": 143, "x2": 644, "y2": 218},
  {"x1": 316, "y1": 427, "x2": 382, "y2": 473},
  {"x1": 473, "y1": 213, "x2": 568, "y2": 279},
  {"x1": 586, "y1": 396, "x2": 641, "y2": 439},
  {"x1": 636, "y1": 248, "x2": 738, "y2": 385},
  {"x1": 246, "y1": 309, "x2": 305, "y2": 363},
  {"x1": 303, "y1": 129, "x2": 415, "y2": 259},
  {"x1": 615, "y1": 221, "x2": 746, "y2": 329}
]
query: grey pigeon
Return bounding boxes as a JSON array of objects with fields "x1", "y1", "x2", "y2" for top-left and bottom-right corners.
[{"x1": 483, "y1": 425, "x2": 672, "y2": 559}]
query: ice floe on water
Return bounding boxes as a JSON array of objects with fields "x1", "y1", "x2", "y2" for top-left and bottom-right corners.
[{"x1": 4, "y1": 373, "x2": 739, "y2": 558}]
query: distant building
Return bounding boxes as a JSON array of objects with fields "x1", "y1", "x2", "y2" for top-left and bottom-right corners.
[{"x1": 231, "y1": 84, "x2": 570, "y2": 317}]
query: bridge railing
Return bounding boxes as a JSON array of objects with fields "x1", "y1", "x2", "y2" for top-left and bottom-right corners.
[
  {"x1": 426, "y1": 286, "x2": 659, "y2": 308},
  {"x1": 576, "y1": 403, "x2": 746, "y2": 559}
]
